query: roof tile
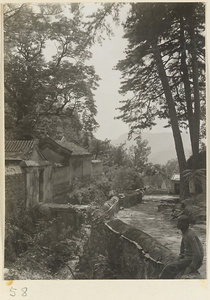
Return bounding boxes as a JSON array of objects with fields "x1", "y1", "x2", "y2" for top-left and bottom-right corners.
[
  {"x1": 5, "y1": 140, "x2": 37, "y2": 160},
  {"x1": 56, "y1": 140, "x2": 90, "y2": 156}
]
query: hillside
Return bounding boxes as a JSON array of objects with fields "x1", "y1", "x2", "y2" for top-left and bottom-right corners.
[{"x1": 111, "y1": 132, "x2": 192, "y2": 165}]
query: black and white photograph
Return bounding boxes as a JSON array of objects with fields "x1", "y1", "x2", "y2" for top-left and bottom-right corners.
[{"x1": 1, "y1": 0, "x2": 208, "y2": 290}]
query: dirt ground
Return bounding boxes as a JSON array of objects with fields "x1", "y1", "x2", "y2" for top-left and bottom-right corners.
[{"x1": 117, "y1": 194, "x2": 206, "y2": 278}]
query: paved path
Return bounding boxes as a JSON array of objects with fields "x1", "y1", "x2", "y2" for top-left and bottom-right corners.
[{"x1": 117, "y1": 195, "x2": 206, "y2": 278}]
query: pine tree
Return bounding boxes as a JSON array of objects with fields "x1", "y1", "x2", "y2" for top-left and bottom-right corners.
[{"x1": 116, "y1": 3, "x2": 205, "y2": 197}]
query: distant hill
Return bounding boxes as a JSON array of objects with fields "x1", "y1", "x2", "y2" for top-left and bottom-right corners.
[{"x1": 111, "y1": 131, "x2": 192, "y2": 165}]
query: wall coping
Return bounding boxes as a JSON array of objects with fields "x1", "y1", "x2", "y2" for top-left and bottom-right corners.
[
  {"x1": 98, "y1": 196, "x2": 176, "y2": 266},
  {"x1": 105, "y1": 219, "x2": 176, "y2": 265}
]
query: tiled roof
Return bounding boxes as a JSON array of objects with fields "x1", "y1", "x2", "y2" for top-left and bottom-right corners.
[
  {"x1": 56, "y1": 140, "x2": 91, "y2": 156},
  {"x1": 39, "y1": 137, "x2": 72, "y2": 157},
  {"x1": 5, "y1": 140, "x2": 45, "y2": 161},
  {"x1": 5, "y1": 140, "x2": 36, "y2": 152}
]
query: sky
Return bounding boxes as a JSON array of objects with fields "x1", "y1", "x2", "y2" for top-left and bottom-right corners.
[
  {"x1": 89, "y1": 22, "x2": 130, "y2": 140},
  {"x1": 87, "y1": 4, "x2": 171, "y2": 141}
]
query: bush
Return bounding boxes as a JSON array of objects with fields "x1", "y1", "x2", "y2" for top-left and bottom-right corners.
[
  {"x1": 5, "y1": 205, "x2": 54, "y2": 264},
  {"x1": 106, "y1": 166, "x2": 144, "y2": 193},
  {"x1": 66, "y1": 175, "x2": 111, "y2": 206},
  {"x1": 93, "y1": 175, "x2": 112, "y2": 198}
]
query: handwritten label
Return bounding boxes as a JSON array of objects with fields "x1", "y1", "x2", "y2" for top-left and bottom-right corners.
[{"x1": 9, "y1": 287, "x2": 28, "y2": 297}]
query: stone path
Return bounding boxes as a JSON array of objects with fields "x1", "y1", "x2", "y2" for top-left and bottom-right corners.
[{"x1": 117, "y1": 195, "x2": 206, "y2": 278}]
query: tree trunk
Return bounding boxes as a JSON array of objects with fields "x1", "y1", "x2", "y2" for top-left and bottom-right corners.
[
  {"x1": 180, "y1": 16, "x2": 197, "y2": 159},
  {"x1": 188, "y1": 13, "x2": 201, "y2": 194},
  {"x1": 188, "y1": 17, "x2": 200, "y2": 157},
  {"x1": 152, "y1": 41, "x2": 188, "y2": 198}
]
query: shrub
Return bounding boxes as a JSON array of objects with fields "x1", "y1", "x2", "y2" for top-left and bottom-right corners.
[
  {"x1": 5, "y1": 205, "x2": 53, "y2": 265},
  {"x1": 108, "y1": 166, "x2": 144, "y2": 193}
]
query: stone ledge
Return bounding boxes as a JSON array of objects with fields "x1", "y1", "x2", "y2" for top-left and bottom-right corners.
[{"x1": 106, "y1": 219, "x2": 176, "y2": 266}]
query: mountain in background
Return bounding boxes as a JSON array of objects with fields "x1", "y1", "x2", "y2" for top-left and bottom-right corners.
[{"x1": 111, "y1": 131, "x2": 192, "y2": 165}]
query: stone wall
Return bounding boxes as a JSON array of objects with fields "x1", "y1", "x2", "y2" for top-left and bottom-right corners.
[
  {"x1": 82, "y1": 157, "x2": 93, "y2": 178},
  {"x1": 25, "y1": 167, "x2": 40, "y2": 207},
  {"x1": 51, "y1": 166, "x2": 71, "y2": 197},
  {"x1": 105, "y1": 219, "x2": 175, "y2": 279},
  {"x1": 69, "y1": 156, "x2": 93, "y2": 182},
  {"x1": 42, "y1": 165, "x2": 53, "y2": 203},
  {"x1": 5, "y1": 168, "x2": 26, "y2": 221},
  {"x1": 79, "y1": 192, "x2": 176, "y2": 279},
  {"x1": 92, "y1": 160, "x2": 103, "y2": 175},
  {"x1": 93, "y1": 196, "x2": 120, "y2": 220}
]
